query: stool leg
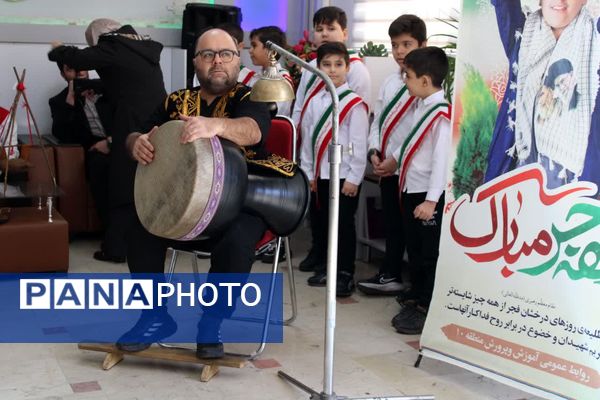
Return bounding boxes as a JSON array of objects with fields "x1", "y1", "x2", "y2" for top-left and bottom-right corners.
[
  {"x1": 166, "y1": 249, "x2": 179, "y2": 283},
  {"x1": 229, "y1": 236, "x2": 282, "y2": 360},
  {"x1": 192, "y1": 252, "x2": 200, "y2": 275},
  {"x1": 102, "y1": 352, "x2": 124, "y2": 370},
  {"x1": 283, "y1": 236, "x2": 297, "y2": 325},
  {"x1": 200, "y1": 364, "x2": 220, "y2": 382}
]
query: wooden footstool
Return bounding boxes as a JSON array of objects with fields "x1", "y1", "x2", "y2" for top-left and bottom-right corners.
[{"x1": 78, "y1": 343, "x2": 247, "y2": 382}]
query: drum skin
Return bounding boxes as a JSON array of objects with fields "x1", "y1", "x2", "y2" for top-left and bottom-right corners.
[{"x1": 134, "y1": 120, "x2": 246, "y2": 240}]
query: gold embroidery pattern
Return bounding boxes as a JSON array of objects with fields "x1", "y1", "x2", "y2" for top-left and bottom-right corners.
[
  {"x1": 246, "y1": 153, "x2": 296, "y2": 177},
  {"x1": 211, "y1": 84, "x2": 244, "y2": 118},
  {"x1": 167, "y1": 89, "x2": 202, "y2": 119},
  {"x1": 167, "y1": 84, "x2": 245, "y2": 119},
  {"x1": 165, "y1": 85, "x2": 296, "y2": 177}
]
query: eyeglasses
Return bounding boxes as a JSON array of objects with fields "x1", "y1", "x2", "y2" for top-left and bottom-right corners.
[{"x1": 194, "y1": 49, "x2": 239, "y2": 63}]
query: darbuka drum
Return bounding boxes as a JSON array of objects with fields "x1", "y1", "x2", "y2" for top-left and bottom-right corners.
[{"x1": 134, "y1": 120, "x2": 309, "y2": 240}]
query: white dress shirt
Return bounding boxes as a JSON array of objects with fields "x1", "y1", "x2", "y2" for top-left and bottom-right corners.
[
  {"x1": 367, "y1": 71, "x2": 416, "y2": 174},
  {"x1": 300, "y1": 83, "x2": 369, "y2": 186},
  {"x1": 292, "y1": 58, "x2": 371, "y2": 126},
  {"x1": 393, "y1": 89, "x2": 450, "y2": 202}
]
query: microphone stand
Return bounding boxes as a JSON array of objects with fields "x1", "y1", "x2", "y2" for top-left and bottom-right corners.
[{"x1": 265, "y1": 41, "x2": 434, "y2": 400}]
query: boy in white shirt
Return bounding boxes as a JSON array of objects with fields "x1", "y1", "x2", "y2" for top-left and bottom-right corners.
[
  {"x1": 294, "y1": 5, "x2": 371, "y2": 272},
  {"x1": 248, "y1": 26, "x2": 293, "y2": 117},
  {"x1": 359, "y1": 14, "x2": 427, "y2": 296},
  {"x1": 378, "y1": 47, "x2": 451, "y2": 334},
  {"x1": 300, "y1": 42, "x2": 369, "y2": 297}
]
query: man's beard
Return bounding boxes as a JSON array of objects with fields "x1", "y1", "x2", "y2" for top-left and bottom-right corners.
[{"x1": 198, "y1": 69, "x2": 237, "y2": 95}]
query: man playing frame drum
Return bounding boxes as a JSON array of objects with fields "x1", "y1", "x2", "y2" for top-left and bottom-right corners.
[{"x1": 121, "y1": 29, "x2": 272, "y2": 359}]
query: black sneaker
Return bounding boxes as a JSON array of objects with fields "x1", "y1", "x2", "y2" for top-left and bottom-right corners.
[
  {"x1": 336, "y1": 272, "x2": 355, "y2": 297},
  {"x1": 299, "y1": 248, "x2": 324, "y2": 272},
  {"x1": 116, "y1": 311, "x2": 177, "y2": 352},
  {"x1": 261, "y1": 243, "x2": 288, "y2": 264},
  {"x1": 394, "y1": 287, "x2": 418, "y2": 306},
  {"x1": 357, "y1": 273, "x2": 405, "y2": 296},
  {"x1": 392, "y1": 305, "x2": 427, "y2": 335},
  {"x1": 93, "y1": 250, "x2": 126, "y2": 263},
  {"x1": 196, "y1": 315, "x2": 225, "y2": 359},
  {"x1": 391, "y1": 303, "x2": 418, "y2": 326},
  {"x1": 196, "y1": 343, "x2": 225, "y2": 359},
  {"x1": 307, "y1": 271, "x2": 327, "y2": 286}
]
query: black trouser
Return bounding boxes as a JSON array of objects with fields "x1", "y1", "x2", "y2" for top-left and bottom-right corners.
[
  {"x1": 380, "y1": 175, "x2": 405, "y2": 279},
  {"x1": 312, "y1": 178, "x2": 360, "y2": 276},
  {"x1": 401, "y1": 191, "x2": 444, "y2": 309},
  {"x1": 307, "y1": 192, "x2": 326, "y2": 263},
  {"x1": 127, "y1": 210, "x2": 267, "y2": 318},
  {"x1": 87, "y1": 150, "x2": 128, "y2": 258}
]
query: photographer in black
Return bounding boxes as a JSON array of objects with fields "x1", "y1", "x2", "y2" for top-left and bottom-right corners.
[{"x1": 49, "y1": 62, "x2": 125, "y2": 263}]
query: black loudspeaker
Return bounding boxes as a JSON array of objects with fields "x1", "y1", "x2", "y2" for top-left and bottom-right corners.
[{"x1": 181, "y1": 3, "x2": 242, "y2": 87}]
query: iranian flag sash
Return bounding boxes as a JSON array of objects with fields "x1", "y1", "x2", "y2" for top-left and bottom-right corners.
[
  {"x1": 348, "y1": 49, "x2": 362, "y2": 64},
  {"x1": 396, "y1": 102, "x2": 451, "y2": 194},
  {"x1": 298, "y1": 56, "x2": 363, "y2": 130},
  {"x1": 378, "y1": 85, "x2": 415, "y2": 156},
  {"x1": 238, "y1": 66, "x2": 256, "y2": 85},
  {"x1": 298, "y1": 74, "x2": 326, "y2": 131},
  {"x1": 279, "y1": 68, "x2": 294, "y2": 88},
  {"x1": 311, "y1": 89, "x2": 365, "y2": 178}
]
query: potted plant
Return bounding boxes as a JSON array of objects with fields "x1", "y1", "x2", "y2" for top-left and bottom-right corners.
[{"x1": 359, "y1": 41, "x2": 396, "y2": 107}]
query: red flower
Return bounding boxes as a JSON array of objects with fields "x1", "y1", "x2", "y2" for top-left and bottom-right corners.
[{"x1": 286, "y1": 31, "x2": 318, "y2": 91}]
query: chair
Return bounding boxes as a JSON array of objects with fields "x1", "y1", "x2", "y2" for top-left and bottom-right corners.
[{"x1": 166, "y1": 115, "x2": 299, "y2": 359}]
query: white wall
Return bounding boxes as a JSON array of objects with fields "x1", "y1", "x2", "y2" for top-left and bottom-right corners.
[{"x1": 0, "y1": 0, "x2": 233, "y2": 28}]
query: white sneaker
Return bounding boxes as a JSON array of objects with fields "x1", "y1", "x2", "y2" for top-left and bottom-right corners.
[{"x1": 357, "y1": 273, "x2": 405, "y2": 295}]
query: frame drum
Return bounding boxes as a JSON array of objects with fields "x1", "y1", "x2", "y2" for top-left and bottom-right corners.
[{"x1": 134, "y1": 120, "x2": 246, "y2": 240}]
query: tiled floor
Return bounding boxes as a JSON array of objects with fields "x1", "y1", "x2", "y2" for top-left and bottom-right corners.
[{"x1": 0, "y1": 227, "x2": 543, "y2": 400}]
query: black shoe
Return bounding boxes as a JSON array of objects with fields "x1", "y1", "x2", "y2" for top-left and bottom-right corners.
[
  {"x1": 261, "y1": 243, "x2": 288, "y2": 264},
  {"x1": 336, "y1": 272, "x2": 355, "y2": 297},
  {"x1": 391, "y1": 304, "x2": 418, "y2": 326},
  {"x1": 196, "y1": 314, "x2": 224, "y2": 359},
  {"x1": 116, "y1": 311, "x2": 177, "y2": 352},
  {"x1": 392, "y1": 305, "x2": 427, "y2": 335},
  {"x1": 357, "y1": 273, "x2": 405, "y2": 296},
  {"x1": 93, "y1": 250, "x2": 126, "y2": 263},
  {"x1": 299, "y1": 248, "x2": 324, "y2": 272},
  {"x1": 394, "y1": 287, "x2": 418, "y2": 306},
  {"x1": 307, "y1": 271, "x2": 327, "y2": 286},
  {"x1": 196, "y1": 342, "x2": 225, "y2": 359}
]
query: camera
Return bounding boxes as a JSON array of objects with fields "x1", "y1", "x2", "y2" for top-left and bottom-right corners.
[{"x1": 73, "y1": 78, "x2": 104, "y2": 95}]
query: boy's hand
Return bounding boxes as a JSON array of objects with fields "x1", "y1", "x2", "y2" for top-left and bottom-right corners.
[
  {"x1": 310, "y1": 180, "x2": 317, "y2": 192},
  {"x1": 414, "y1": 200, "x2": 437, "y2": 221},
  {"x1": 341, "y1": 181, "x2": 358, "y2": 197},
  {"x1": 373, "y1": 157, "x2": 397, "y2": 177},
  {"x1": 370, "y1": 153, "x2": 382, "y2": 168}
]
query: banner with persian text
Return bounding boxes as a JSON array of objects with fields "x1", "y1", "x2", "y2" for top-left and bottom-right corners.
[{"x1": 420, "y1": 1, "x2": 600, "y2": 399}]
